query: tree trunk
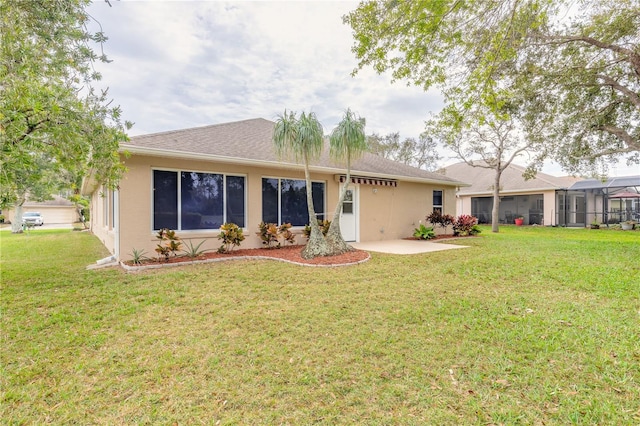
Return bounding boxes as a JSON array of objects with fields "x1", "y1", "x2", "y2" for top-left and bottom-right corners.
[
  {"x1": 11, "y1": 201, "x2": 25, "y2": 233},
  {"x1": 491, "y1": 170, "x2": 502, "y2": 233},
  {"x1": 301, "y1": 156, "x2": 331, "y2": 259}
]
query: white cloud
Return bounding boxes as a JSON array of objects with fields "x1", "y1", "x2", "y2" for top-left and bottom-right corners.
[{"x1": 87, "y1": 0, "x2": 439, "y2": 138}]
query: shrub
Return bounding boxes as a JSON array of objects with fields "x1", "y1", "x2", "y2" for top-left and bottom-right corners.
[
  {"x1": 130, "y1": 248, "x2": 148, "y2": 265},
  {"x1": 182, "y1": 239, "x2": 208, "y2": 259},
  {"x1": 453, "y1": 215, "x2": 479, "y2": 236},
  {"x1": 302, "y1": 219, "x2": 331, "y2": 240},
  {"x1": 155, "y1": 228, "x2": 182, "y2": 262},
  {"x1": 218, "y1": 223, "x2": 245, "y2": 253},
  {"x1": 256, "y1": 222, "x2": 297, "y2": 248},
  {"x1": 256, "y1": 222, "x2": 280, "y2": 248},
  {"x1": 278, "y1": 223, "x2": 296, "y2": 245},
  {"x1": 413, "y1": 224, "x2": 435, "y2": 240},
  {"x1": 426, "y1": 211, "x2": 455, "y2": 234}
]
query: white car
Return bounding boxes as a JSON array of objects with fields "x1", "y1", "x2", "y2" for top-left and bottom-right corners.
[{"x1": 22, "y1": 212, "x2": 44, "y2": 226}]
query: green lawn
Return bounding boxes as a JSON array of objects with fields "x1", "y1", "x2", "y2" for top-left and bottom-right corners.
[{"x1": 2, "y1": 227, "x2": 639, "y2": 424}]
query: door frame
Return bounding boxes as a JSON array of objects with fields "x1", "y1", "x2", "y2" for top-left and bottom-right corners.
[{"x1": 339, "y1": 185, "x2": 359, "y2": 242}]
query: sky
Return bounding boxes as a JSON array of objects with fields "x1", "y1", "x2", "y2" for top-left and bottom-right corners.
[{"x1": 86, "y1": 0, "x2": 638, "y2": 177}]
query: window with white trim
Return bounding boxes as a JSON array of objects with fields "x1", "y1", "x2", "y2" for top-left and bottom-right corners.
[
  {"x1": 153, "y1": 169, "x2": 245, "y2": 230},
  {"x1": 262, "y1": 178, "x2": 325, "y2": 226},
  {"x1": 433, "y1": 190, "x2": 443, "y2": 213}
]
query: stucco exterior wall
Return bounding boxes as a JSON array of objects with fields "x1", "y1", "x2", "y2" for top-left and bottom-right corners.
[
  {"x1": 107, "y1": 154, "x2": 458, "y2": 260},
  {"x1": 358, "y1": 182, "x2": 456, "y2": 240},
  {"x1": 89, "y1": 186, "x2": 116, "y2": 256}
]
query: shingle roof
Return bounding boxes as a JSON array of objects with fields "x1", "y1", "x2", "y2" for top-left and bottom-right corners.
[
  {"x1": 441, "y1": 161, "x2": 580, "y2": 194},
  {"x1": 24, "y1": 195, "x2": 75, "y2": 207},
  {"x1": 121, "y1": 118, "x2": 464, "y2": 186}
]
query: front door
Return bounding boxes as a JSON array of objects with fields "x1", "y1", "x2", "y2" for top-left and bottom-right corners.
[{"x1": 340, "y1": 187, "x2": 357, "y2": 241}]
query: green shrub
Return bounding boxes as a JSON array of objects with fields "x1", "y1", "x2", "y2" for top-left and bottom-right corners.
[
  {"x1": 413, "y1": 224, "x2": 435, "y2": 240},
  {"x1": 130, "y1": 248, "x2": 148, "y2": 265},
  {"x1": 182, "y1": 239, "x2": 208, "y2": 259}
]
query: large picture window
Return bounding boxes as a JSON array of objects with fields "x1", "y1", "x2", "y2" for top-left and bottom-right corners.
[
  {"x1": 153, "y1": 169, "x2": 245, "y2": 231},
  {"x1": 262, "y1": 178, "x2": 325, "y2": 226}
]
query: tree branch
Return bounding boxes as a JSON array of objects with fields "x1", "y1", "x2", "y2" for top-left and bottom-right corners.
[
  {"x1": 596, "y1": 74, "x2": 640, "y2": 109},
  {"x1": 539, "y1": 33, "x2": 640, "y2": 76},
  {"x1": 594, "y1": 124, "x2": 640, "y2": 152}
]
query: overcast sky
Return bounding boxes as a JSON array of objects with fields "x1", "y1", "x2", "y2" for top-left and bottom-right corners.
[{"x1": 86, "y1": 0, "x2": 638, "y2": 177}]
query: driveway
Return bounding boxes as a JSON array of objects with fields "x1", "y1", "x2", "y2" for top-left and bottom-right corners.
[
  {"x1": 0, "y1": 223, "x2": 75, "y2": 231},
  {"x1": 350, "y1": 239, "x2": 469, "y2": 254}
]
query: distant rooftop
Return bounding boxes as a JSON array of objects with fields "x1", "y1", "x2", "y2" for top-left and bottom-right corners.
[
  {"x1": 441, "y1": 161, "x2": 579, "y2": 194},
  {"x1": 569, "y1": 175, "x2": 640, "y2": 191}
]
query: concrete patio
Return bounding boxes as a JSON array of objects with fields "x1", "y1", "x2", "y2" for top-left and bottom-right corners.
[{"x1": 350, "y1": 239, "x2": 469, "y2": 254}]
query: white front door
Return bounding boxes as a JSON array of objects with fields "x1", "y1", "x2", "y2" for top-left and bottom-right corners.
[{"x1": 340, "y1": 187, "x2": 357, "y2": 241}]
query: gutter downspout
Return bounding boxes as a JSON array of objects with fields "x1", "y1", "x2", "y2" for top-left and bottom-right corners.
[{"x1": 114, "y1": 188, "x2": 120, "y2": 261}]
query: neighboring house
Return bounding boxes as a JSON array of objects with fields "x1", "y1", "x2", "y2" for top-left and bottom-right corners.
[
  {"x1": 82, "y1": 118, "x2": 466, "y2": 261},
  {"x1": 3, "y1": 195, "x2": 78, "y2": 225},
  {"x1": 565, "y1": 176, "x2": 640, "y2": 226},
  {"x1": 441, "y1": 162, "x2": 580, "y2": 226}
]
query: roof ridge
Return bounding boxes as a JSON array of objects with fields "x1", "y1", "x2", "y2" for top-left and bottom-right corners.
[{"x1": 131, "y1": 118, "x2": 273, "y2": 140}]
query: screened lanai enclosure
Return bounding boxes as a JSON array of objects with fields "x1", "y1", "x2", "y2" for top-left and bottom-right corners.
[
  {"x1": 469, "y1": 175, "x2": 640, "y2": 227},
  {"x1": 471, "y1": 194, "x2": 545, "y2": 225},
  {"x1": 557, "y1": 176, "x2": 640, "y2": 227}
]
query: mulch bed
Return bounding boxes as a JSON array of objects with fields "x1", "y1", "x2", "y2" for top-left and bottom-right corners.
[{"x1": 123, "y1": 244, "x2": 370, "y2": 270}]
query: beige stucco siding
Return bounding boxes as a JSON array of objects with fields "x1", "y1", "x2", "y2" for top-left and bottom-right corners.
[
  {"x1": 89, "y1": 186, "x2": 116, "y2": 255},
  {"x1": 111, "y1": 154, "x2": 458, "y2": 260},
  {"x1": 358, "y1": 182, "x2": 455, "y2": 240},
  {"x1": 117, "y1": 155, "x2": 340, "y2": 257}
]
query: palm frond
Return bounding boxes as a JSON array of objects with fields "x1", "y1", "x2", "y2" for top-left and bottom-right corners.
[
  {"x1": 297, "y1": 111, "x2": 325, "y2": 162},
  {"x1": 329, "y1": 108, "x2": 368, "y2": 164},
  {"x1": 273, "y1": 110, "x2": 299, "y2": 160}
]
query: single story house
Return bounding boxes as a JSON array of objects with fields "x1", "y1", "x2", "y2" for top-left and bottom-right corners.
[
  {"x1": 83, "y1": 118, "x2": 467, "y2": 261},
  {"x1": 2, "y1": 195, "x2": 78, "y2": 224},
  {"x1": 441, "y1": 162, "x2": 580, "y2": 226}
]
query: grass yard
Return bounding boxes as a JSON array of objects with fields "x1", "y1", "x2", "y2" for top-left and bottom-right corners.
[{"x1": 2, "y1": 227, "x2": 639, "y2": 424}]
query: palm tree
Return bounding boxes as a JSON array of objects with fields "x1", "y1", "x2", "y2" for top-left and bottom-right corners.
[
  {"x1": 273, "y1": 110, "x2": 331, "y2": 259},
  {"x1": 326, "y1": 108, "x2": 368, "y2": 252}
]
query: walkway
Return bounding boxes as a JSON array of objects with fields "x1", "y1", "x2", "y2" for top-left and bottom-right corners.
[{"x1": 350, "y1": 239, "x2": 469, "y2": 255}]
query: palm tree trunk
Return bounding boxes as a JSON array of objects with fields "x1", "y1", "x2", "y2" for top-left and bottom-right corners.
[
  {"x1": 325, "y1": 155, "x2": 353, "y2": 253},
  {"x1": 301, "y1": 154, "x2": 331, "y2": 259}
]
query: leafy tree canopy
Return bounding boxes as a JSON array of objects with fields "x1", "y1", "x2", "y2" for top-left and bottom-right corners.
[
  {"x1": 367, "y1": 131, "x2": 442, "y2": 171},
  {"x1": 345, "y1": 0, "x2": 640, "y2": 174},
  {"x1": 0, "y1": 0, "x2": 130, "y2": 215}
]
